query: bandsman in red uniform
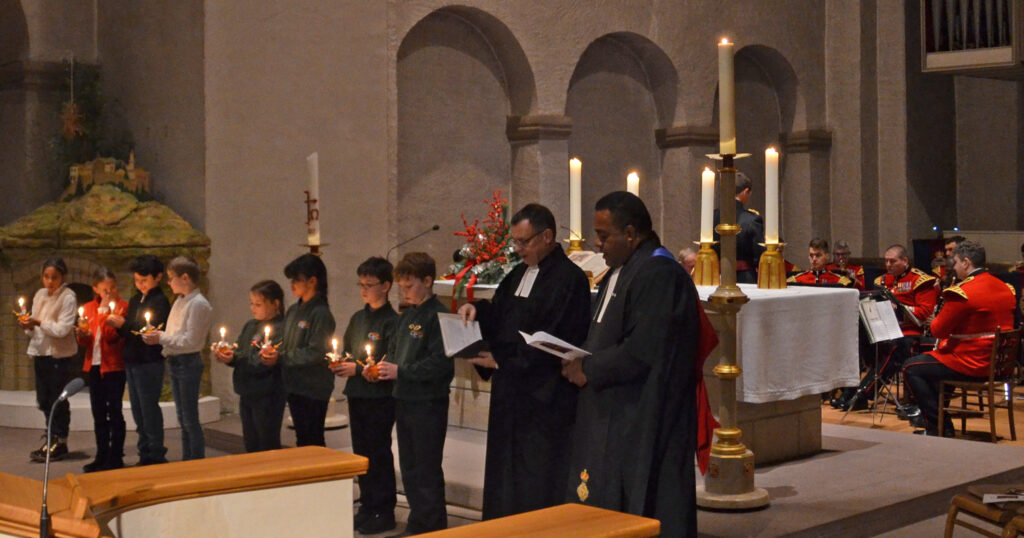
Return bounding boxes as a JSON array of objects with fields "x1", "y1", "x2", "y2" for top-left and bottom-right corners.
[
  {"x1": 788, "y1": 238, "x2": 854, "y2": 287},
  {"x1": 826, "y1": 240, "x2": 865, "y2": 290},
  {"x1": 903, "y1": 240, "x2": 1017, "y2": 436},
  {"x1": 932, "y1": 235, "x2": 965, "y2": 289},
  {"x1": 833, "y1": 244, "x2": 937, "y2": 411}
]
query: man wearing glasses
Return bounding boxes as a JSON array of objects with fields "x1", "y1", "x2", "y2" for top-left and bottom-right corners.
[
  {"x1": 826, "y1": 240, "x2": 865, "y2": 290},
  {"x1": 458, "y1": 203, "x2": 591, "y2": 520}
]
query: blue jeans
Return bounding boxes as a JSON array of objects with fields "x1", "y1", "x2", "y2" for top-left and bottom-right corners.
[
  {"x1": 168, "y1": 353, "x2": 205, "y2": 460},
  {"x1": 125, "y1": 360, "x2": 167, "y2": 462}
]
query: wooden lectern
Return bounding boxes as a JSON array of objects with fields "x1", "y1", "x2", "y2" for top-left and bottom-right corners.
[{"x1": 0, "y1": 446, "x2": 367, "y2": 538}]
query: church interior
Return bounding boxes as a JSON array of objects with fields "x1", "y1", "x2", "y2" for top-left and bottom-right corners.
[{"x1": 3, "y1": 0, "x2": 1024, "y2": 536}]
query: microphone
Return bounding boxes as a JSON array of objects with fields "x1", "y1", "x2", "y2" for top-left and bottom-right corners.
[
  {"x1": 40, "y1": 378, "x2": 86, "y2": 537},
  {"x1": 386, "y1": 225, "x2": 440, "y2": 260}
]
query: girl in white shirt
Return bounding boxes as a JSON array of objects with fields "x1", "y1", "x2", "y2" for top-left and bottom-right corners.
[{"x1": 19, "y1": 257, "x2": 79, "y2": 462}]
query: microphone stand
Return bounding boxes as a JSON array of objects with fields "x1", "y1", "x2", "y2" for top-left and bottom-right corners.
[
  {"x1": 39, "y1": 400, "x2": 57, "y2": 538},
  {"x1": 386, "y1": 225, "x2": 439, "y2": 260}
]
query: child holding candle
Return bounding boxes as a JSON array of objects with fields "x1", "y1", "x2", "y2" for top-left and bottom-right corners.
[
  {"x1": 76, "y1": 267, "x2": 128, "y2": 471},
  {"x1": 214, "y1": 280, "x2": 287, "y2": 452},
  {"x1": 261, "y1": 253, "x2": 335, "y2": 447},
  {"x1": 109, "y1": 254, "x2": 171, "y2": 465},
  {"x1": 19, "y1": 257, "x2": 78, "y2": 462},
  {"x1": 329, "y1": 257, "x2": 398, "y2": 534},
  {"x1": 375, "y1": 252, "x2": 452, "y2": 534},
  {"x1": 141, "y1": 256, "x2": 213, "y2": 461}
]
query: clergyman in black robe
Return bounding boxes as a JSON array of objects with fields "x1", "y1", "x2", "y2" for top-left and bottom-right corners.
[
  {"x1": 563, "y1": 191, "x2": 700, "y2": 537},
  {"x1": 459, "y1": 203, "x2": 591, "y2": 520}
]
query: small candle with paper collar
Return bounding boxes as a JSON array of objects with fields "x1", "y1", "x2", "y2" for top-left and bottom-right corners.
[
  {"x1": 143, "y1": 311, "x2": 152, "y2": 330},
  {"x1": 263, "y1": 325, "x2": 272, "y2": 347},
  {"x1": 18, "y1": 297, "x2": 26, "y2": 315},
  {"x1": 365, "y1": 343, "x2": 373, "y2": 361},
  {"x1": 108, "y1": 300, "x2": 116, "y2": 314}
]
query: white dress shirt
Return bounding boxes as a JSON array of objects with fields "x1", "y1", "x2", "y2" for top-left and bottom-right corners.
[{"x1": 159, "y1": 289, "x2": 213, "y2": 357}]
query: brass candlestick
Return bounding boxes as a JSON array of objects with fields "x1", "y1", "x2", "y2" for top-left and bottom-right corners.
[
  {"x1": 566, "y1": 237, "x2": 585, "y2": 253},
  {"x1": 692, "y1": 241, "x2": 720, "y2": 286},
  {"x1": 757, "y1": 242, "x2": 787, "y2": 289},
  {"x1": 696, "y1": 152, "x2": 769, "y2": 510},
  {"x1": 301, "y1": 243, "x2": 328, "y2": 257}
]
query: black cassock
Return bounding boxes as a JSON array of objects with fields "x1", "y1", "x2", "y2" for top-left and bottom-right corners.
[
  {"x1": 472, "y1": 246, "x2": 591, "y2": 520},
  {"x1": 568, "y1": 237, "x2": 699, "y2": 537}
]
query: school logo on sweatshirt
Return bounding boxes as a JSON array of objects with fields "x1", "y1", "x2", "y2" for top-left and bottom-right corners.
[
  {"x1": 408, "y1": 324, "x2": 423, "y2": 339},
  {"x1": 297, "y1": 320, "x2": 310, "y2": 330},
  {"x1": 367, "y1": 332, "x2": 381, "y2": 341}
]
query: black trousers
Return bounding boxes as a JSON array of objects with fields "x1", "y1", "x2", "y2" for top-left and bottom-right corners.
[
  {"x1": 88, "y1": 366, "x2": 126, "y2": 461},
  {"x1": 396, "y1": 398, "x2": 448, "y2": 533},
  {"x1": 860, "y1": 336, "x2": 915, "y2": 395},
  {"x1": 34, "y1": 356, "x2": 73, "y2": 439},
  {"x1": 287, "y1": 393, "x2": 328, "y2": 447},
  {"x1": 903, "y1": 354, "x2": 984, "y2": 433},
  {"x1": 239, "y1": 390, "x2": 286, "y2": 452},
  {"x1": 349, "y1": 397, "x2": 397, "y2": 516}
]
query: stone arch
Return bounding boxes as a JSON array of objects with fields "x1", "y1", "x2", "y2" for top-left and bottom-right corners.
[
  {"x1": 396, "y1": 6, "x2": 535, "y2": 265},
  {"x1": 0, "y1": 0, "x2": 29, "y2": 64},
  {"x1": 566, "y1": 32, "x2": 678, "y2": 233}
]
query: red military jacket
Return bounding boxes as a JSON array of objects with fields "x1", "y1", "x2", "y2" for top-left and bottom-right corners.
[
  {"x1": 826, "y1": 263, "x2": 865, "y2": 290},
  {"x1": 787, "y1": 269, "x2": 854, "y2": 287},
  {"x1": 873, "y1": 268, "x2": 938, "y2": 336},
  {"x1": 926, "y1": 271, "x2": 1017, "y2": 377}
]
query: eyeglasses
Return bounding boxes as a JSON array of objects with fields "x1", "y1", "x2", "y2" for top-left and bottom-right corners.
[
  {"x1": 357, "y1": 281, "x2": 384, "y2": 290},
  {"x1": 511, "y1": 229, "x2": 544, "y2": 248}
]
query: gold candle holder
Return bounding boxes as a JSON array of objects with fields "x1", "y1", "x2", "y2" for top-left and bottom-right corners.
[
  {"x1": 566, "y1": 237, "x2": 585, "y2": 253},
  {"x1": 756, "y1": 242, "x2": 787, "y2": 289},
  {"x1": 692, "y1": 241, "x2": 720, "y2": 286}
]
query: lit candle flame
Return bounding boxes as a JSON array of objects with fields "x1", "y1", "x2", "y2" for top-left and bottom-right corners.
[
  {"x1": 264, "y1": 325, "x2": 271, "y2": 346},
  {"x1": 721, "y1": 37, "x2": 730, "y2": 45},
  {"x1": 365, "y1": 344, "x2": 373, "y2": 358},
  {"x1": 220, "y1": 326, "x2": 226, "y2": 340},
  {"x1": 332, "y1": 338, "x2": 339, "y2": 355},
  {"x1": 108, "y1": 300, "x2": 116, "y2": 313},
  {"x1": 18, "y1": 297, "x2": 25, "y2": 309},
  {"x1": 78, "y1": 306, "x2": 85, "y2": 318},
  {"x1": 144, "y1": 311, "x2": 151, "y2": 328}
]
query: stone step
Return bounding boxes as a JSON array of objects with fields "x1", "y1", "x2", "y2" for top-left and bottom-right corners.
[{"x1": 0, "y1": 389, "x2": 220, "y2": 431}]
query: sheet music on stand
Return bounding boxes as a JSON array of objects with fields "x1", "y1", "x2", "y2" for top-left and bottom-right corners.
[{"x1": 859, "y1": 298, "x2": 904, "y2": 343}]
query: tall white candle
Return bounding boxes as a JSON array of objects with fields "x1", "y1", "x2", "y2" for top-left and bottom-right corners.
[
  {"x1": 764, "y1": 147, "x2": 779, "y2": 244},
  {"x1": 700, "y1": 167, "x2": 715, "y2": 242},
  {"x1": 626, "y1": 171, "x2": 640, "y2": 196},
  {"x1": 569, "y1": 158, "x2": 582, "y2": 239},
  {"x1": 718, "y1": 38, "x2": 736, "y2": 155},
  {"x1": 306, "y1": 152, "x2": 321, "y2": 246}
]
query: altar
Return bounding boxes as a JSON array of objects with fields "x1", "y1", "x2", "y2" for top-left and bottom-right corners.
[{"x1": 699, "y1": 283, "x2": 861, "y2": 464}]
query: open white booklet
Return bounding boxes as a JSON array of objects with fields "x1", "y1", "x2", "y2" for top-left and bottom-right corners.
[
  {"x1": 519, "y1": 331, "x2": 591, "y2": 361},
  {"x1": 437, "y1": 313, "x2": 487, "y2": 358}
]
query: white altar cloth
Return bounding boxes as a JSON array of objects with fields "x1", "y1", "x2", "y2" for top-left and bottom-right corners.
[{"x1": 697, "y1": 283, "x2": 861, "y2": 404}]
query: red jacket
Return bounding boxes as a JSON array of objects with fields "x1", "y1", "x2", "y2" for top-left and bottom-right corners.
[
  {"x1": 826, "y1": 263, "x2": 865, "y2": 290},
  {"x1": 77, "y1": 296, "x2": 127, "y2": 375},
  {"x1": 927, "y1": 271, "x2": 1017, "y2": 377},
  {"x1": 788, "y1": 269, "x2": 854, "y2": 287},
  {"x1": 874, "y1": 268, "x2": 938, "y2": 336}
]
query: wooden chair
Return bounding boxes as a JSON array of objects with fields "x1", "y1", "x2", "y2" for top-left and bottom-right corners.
[
  {"x1": 945, "y1": 486, "x2": 1024, "y2": 538},
  {"x1": 939, "y1": 327, "x2": 1021, "y2": 442}
]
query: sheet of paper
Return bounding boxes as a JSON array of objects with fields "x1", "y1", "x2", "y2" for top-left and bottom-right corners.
[
  {"x1": 437, "y1": 313, "x2": 484, "y2": 358},
  {"x1": 519, "y1": 330, "x2": 591, "y2": 361},
  {"x1": 982, "y1": 493, "x2": 1024, "y2": 504},
  {"x1": 859, "y1": 299, "x2": 903, "y2": 343}
]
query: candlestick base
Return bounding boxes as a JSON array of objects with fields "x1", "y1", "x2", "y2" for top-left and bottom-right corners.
[
  {"x1": 756, "y1": 243, "x2": 787, "y2": 289},
  {"x1": 705, "y1": 152, "x2": 752, "y2": 160},
  {"x1": 300, "y1": 243, "x2": 329, "y2": 256},
  {"x1": 565, "y1": 237, "x2": 585, "y2": 253},
  {"x1": 692, "y1": 241, "x2": 720, "y2": 286}
]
